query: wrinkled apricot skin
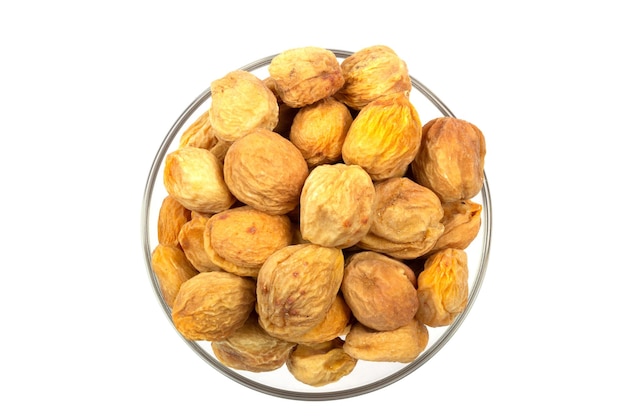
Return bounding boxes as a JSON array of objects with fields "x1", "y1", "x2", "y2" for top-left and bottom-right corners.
[
  {"x1": 283, "y1": 295, "x2": 352, "y2": 344},
  {"x1": 256, "y1": 244, "x2": 344, "y2": 340},
  {"x1": 179, "y1": 108, "x2": 217, "y2": 150},
  {"x1": 428, "y1": 200, "x2": 482, "y2": 254},
  {"x1": 412, "y1": 117, "x2": 486, "y2": 203},
  {"x1": 342, "y1": 92, "x2": 421, "y2": 181},
  {"x1": 151, "y1": 244, "x2": 198, "y2": 308},
  {"x1": 342, "y1": 251, "x2": 418, "y2": 331},
  {"x1": 171, "y1": 271, "x2": 256, "y2": 341},
  {"x1": 203, "y1": 205, "x2": 292, "y2": 277},
  {"x1": 286, "y1": 339, "x2": 357, "y2": 387},
  {"x1": 416, "y1": 248, "x2": 469, "y2": 327},
  {"x1": 299, "y1": 164, "x2": 375, "y2": 249},
  {"x1": 335, "y1": 45, "x2": 412, "y2": 110},
  {"x1": 268, "y1": 46, "x2": 344, "y2": 108},
  {"x1": 209, "y1": 70, "x2": 279, "y2": 143},
  {"x1": 177, "y1": 216, "x2": 221, "y2": 273},
  {"x1": 289, "y1": 97, "x2": 353, "y2": 167},
  {"x1": 343, "y1": 318, "x2": 429, "y2": 363},
  {"x1": 157, "y1": 195, "x2": 191, "y2": 248},
  {"x1": 357, "y1": 177, "x2": 445, "y2": 260},
  {"x1": 211, "y1": 313, "x2": 296, "y2": 372},
  {"x1": 163, "y1": 147, "x2": 235, "y2": 214},
  {"x1": 223, "y1": 129, "x2": 309, "y2": 215},
  {"x1": 369, "y1": 177, "x2": 444, "y2": 244}
]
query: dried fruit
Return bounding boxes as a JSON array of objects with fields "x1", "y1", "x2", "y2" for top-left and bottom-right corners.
[
  {"x1": 370, "y1": 177, "x2": 444, "y2": 243},
  {"x1": 203, "y1": 205, "x2": 292, "y2": 277},
  {"x1": 157, "y1": 195, "x2": 191, "y2": 248},
  {"x1": 358, "y1": 177, "x2": 444, "y2": 259},
  {"x1": 342, "y1": 92, "x2": 421, "y2": 181},
  {"x1": 150, "y1": 244, "x2": 198, "y2": 308},
  {"x1": 171, "y1": 271, "x2": 256, "y2": 341},
  {"x1": 152, "y1": 45, "x2": 489, "y2": 383},
  {"x1": 300, "y1": 163, "x2": 375, "y2": 249},
  {"x1": 177, "y1": 216, "x2": 221, "y2": 272},
  {"x1": 268, "y1": 46, "x2": 344, "y2": 108},
  {"x1": 343, "y1": 318, "x2": 429, "y2": 363},
  {"x1": 223, "y1": 129, "x2": 308, "y2": 215},
  {"x1": 284, "y1": 294, "x2": 352, "y2": 344},
  {"x1": 209, "y1": 70, "x2": 279, "y2": 142},
  {"x1": 208, "y1": 140, "x2": 231, "y2": 165},
  {"x1": 256, "y1": 244, "x2": 344, "y2": 340},
  {"x1": 429, "y1": 200, "x2": 482, "y2": 254},
  {"x1": 179, "y1": 108, "x2": 217, "y2": 149},
  {"x1": 342, "y1": 251, "x2": 418, "y2": 331},
  {"x1": 211, "y1": 313, "x2": 296, "y2": 372},
  {"x1": 412, "y1": 117, "x2": 486, "y2": 202},
  {"x1": 163, "y1": 146, "x2": 235, "y2": 213},
  {"x1": 289, "y1": 97, "x2": 353, "y2": 167},
  {"x1": 335, "y1": 45, "x2": 411, "y2": 110},
  {"x1": 286, "y1": 338, "x2": 357, "y2": 387},
  {"x1": 416, "y1": 248, "x2": 469, "y2": 327}
]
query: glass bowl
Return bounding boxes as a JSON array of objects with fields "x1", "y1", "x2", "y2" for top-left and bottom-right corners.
[{"x1": 141, "y1": 49, "x2": 492, "y2": 401}]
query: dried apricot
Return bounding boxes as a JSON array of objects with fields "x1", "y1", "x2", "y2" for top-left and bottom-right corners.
[
  {"x1": 342, "y1": 92, "x2": 421, "y2": 181},
  {"x1": 300, "y1": 163, "x2": 375, "y2": 249},
  {"x1": 416, "y1": 248, "x2": 469, "y2": 327},
  {"x1": 412, "y1": 117, "x2": 486, "y2": 202},
  {"x1": 171, "y1": 271, "x2": 256, "y2": 341},
  {"x1": 256, "y1": 244, "x2": 344, "y2": 340},
  {"x1": 209, "y1": 70, "x2": 279, "y2": 142},
  {"x1": 223, "y1": 129, "x2": 308, "y2": 215},
  {"x1": 268, "y1": 46, "x2": 344, "y2": 108}
]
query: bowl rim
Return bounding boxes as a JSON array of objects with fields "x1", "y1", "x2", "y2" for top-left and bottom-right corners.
[{"x1": 140, "y1": 49, "x2": 492, "y2": 401}]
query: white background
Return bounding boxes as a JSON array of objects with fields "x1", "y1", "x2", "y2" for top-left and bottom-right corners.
[{"x1": 2, "y1": 1, "x2": 624, "y2": 415}]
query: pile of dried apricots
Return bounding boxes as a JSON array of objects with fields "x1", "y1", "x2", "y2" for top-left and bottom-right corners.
[{"x1": 151, "y1": 45, "x2": 486, "y2": 387}]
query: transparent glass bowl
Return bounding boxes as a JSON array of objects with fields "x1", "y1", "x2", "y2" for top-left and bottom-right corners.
[{"x1": 141, "y1": 49, "x2": 492, "y2": 401}]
